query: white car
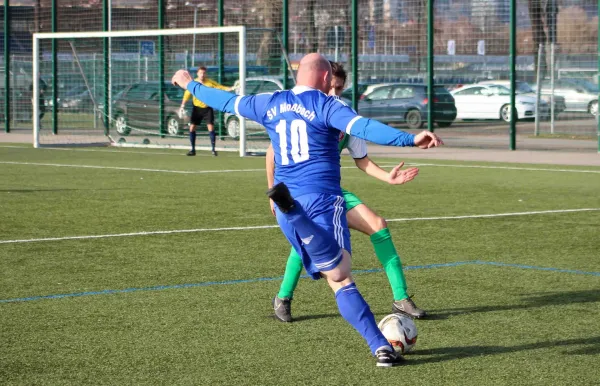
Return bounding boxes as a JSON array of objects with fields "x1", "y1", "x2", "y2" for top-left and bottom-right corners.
[
  {"x1": 224, "y1": 77, "x2": 286, "y2": 138},
  {"x1": 451, "y1": 84, "x2": 549, "y2": 122}
]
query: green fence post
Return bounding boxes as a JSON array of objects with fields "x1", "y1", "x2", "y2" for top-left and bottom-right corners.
[
  {"x1": 103, "y1": 0, "x2": 109, "y2": 136},
  {"x1": 52, "y1": 0, "x2": 58, "y2": 135},
  {"x1": 282, "y1": 0, "x2": 289, "y2": 89},
  {"x1": 427, "y1": 0, "x2": 434, "y2": 132},
  {"x1": 509, "y1": 0, "x2": 516, "y2": 150},
  {"x1": 351, "y1": 0, "x2": 358, "y2": 112},
  {"x1": 597, "y1": 2, "x2": 599, "y2": 153},
  {"x1": 218, "y1": 0, "x2": 224, "y2": 139},
  {"x1": 4, "y1": 0, "x2": 10, "y2": 133},
  {"x1": 158, "y1": 0, "x2": 165, "y2": 137}
]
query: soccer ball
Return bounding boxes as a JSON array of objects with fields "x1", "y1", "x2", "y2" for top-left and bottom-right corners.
[{"x1": 378, "y1": 314, "x2": 418, "y2": 354}]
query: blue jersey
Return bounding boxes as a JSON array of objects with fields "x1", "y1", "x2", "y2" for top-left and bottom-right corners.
[
  {"x1": 185, "y1": 83, "x2": 417, "y2": 196},
  {"x1": 237, "y1": 86, "x2": 349, "y2": 196}
]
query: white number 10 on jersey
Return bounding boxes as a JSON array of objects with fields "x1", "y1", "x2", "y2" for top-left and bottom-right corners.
[{"x1": 275, "y1": 119, "x2": 310, "y2": 165}]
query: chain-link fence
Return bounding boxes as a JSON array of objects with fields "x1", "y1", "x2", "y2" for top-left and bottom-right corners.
[{"x1": 2, "y1": 0, "x2": 598, "y2": 152}]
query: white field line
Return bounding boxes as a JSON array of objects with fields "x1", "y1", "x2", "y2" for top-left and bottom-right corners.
[
  {"x1": 2, "y1": 160, "x2": 600, "y2": 175},
  {"x1": 391, "y1": 162, "x2": 600, "y2": 174},
  {"x1": 0, "y1": 161, "x2": 265, "y2": 174},
  {"x1": 1, "y1": 208, "x2": 598, "y2": 245},
  {"x1": 0, "y1": 161, "x2": 365, "y2": 174},
  {"x1": 0, "y1": 145, "x2": 195, "y2": 156}
]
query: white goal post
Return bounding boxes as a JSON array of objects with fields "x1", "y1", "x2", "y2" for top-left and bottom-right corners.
[{"x1": 32, "y1": 26, "x2": 285, "y2": 157}]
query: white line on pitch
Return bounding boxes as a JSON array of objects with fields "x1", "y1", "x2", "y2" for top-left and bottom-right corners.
[
  {"x1": 0, "y1": 161, "x2": 266, "y2": 174},
  {"x1": 0, "y1": 161, "x2": 364, "y2": 174},
  {"x1": 385, "y1": 162, "x2": 600, "y2": 174},
  {"x1": 2, "y1": 208, "x2": 598, "y2": 245}
]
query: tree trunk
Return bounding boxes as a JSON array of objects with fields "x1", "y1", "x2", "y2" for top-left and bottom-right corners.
[
  {"x1": 306, "y1": 0, "x2": 318, "y2": 52},
  {"x1": 528, "y1": 0, "x2": 547, "y2": 79},
  {"x1": 256, "y1": 1, "x2": 283, "y2": 69}
]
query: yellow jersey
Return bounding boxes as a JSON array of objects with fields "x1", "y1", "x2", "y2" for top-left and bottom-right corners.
[{"x1": 182, "y1": 77, "x2": 230, "y2": 108}]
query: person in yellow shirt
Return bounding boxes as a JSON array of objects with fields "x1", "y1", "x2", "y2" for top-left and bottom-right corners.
[{"x1": 180, "y1": 66, "x2": 232, "y2": 156}]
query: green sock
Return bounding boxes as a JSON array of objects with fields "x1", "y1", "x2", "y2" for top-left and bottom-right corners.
[
  {"x1": 370, "y1": 228, "x2": 409, "y2": 301},
  {"x1": 277, "y1": 248, "x2": 303, "y2": 299}
]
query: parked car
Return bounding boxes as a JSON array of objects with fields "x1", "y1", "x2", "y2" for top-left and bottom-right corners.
[
  {"x1": 224, "y1": 76, "x2": 288, "y2": 138},
  {"x1": 51, "y1": 83, "x2": 130, "y2": 112},
  {"x1": 345, "y1": 83, "x2": 457, "y2": 129},
  {"x1": 478, "y1": 80, "x2": 565, "y2": 118},
  {"x1": 533, "y1": 78, "x2": 598, "y2": 116},
  {"x1": 341, "y1": 83, "x2": 392, "y2": 101},
  {"x1": 451, "y1": 84, "x2": 549, "y2": 122},
  {"x1": 112, "y1": 81, "x2": 191, "y2": 136}
]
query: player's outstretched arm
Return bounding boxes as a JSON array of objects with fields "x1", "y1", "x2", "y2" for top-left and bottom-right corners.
[
  {"x1": 172, "y1": 69, "x2": 270, "y2": 124},
  {"x1": 172, "y1": 69, "x2": 237, "y2": 114},
  {"x1": 325, "y1": 99, "x2": 443, "y2": 148},
  {"x1": 349, "y1": 119, "x2": 443, "y2": 149},
  {"x1": 355, "y1": 157, "x2": 419, "y2": 185}
]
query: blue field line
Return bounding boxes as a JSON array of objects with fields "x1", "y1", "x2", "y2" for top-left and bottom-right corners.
[
  {"x1": 471, "y1": 260, "x2": 600, "y2": 277},
  {"x1": 1, "y1": 260, "x2": 598, "y2": 304}
]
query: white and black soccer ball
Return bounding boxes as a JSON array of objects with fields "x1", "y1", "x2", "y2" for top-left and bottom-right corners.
[{"x1": 378, "y1": 314, "x2": 418, "y2": 354}]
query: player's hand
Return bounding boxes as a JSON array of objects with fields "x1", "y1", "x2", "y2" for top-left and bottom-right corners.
[
  {"x1": 387, "y1": 162, "x2": 419, "y2": 185},
  {"x1": 171, "y1": 70, "x2": 193, "y2": 89},
  {"x1": 177, "y1": 107, "x2": 186, "y2": 119},
  {"x1": 269, "y1": 199, "x2": 276, "y2": 216},
  {"x1": 414, "y1": 130, "x2": 444, "y2": 149}
]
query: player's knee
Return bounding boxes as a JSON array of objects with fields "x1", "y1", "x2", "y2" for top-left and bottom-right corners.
[{"x1": 371, "y1": 216, "x2": 387, "y2": 233}]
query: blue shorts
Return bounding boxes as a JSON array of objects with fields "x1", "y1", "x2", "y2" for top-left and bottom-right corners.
[{"x1": 276, "y1": 193, "x2": 352, "y2": 280}]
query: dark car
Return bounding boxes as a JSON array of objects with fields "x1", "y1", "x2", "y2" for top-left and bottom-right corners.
[
  {"x1": 345, "y1": 84, "x2": 457, "y2": 129},
  {"x1": 112, "y1": 81, "x2": 191, "y2": 136},
  {"x1": 52, "y1": 83, "x2": 130, "y2": 112}
]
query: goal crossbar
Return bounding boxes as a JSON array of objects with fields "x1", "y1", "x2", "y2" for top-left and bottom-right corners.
[{"x1": 32, "y1": 26, "x2": 249, "y2": 156}]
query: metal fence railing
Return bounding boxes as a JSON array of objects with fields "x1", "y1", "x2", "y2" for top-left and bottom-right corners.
[{"x1": 2, "y1": 0, "x2": 598, "y2": 152}]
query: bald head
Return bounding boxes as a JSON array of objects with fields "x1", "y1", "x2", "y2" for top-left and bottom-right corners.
[{"x1": 296, "y1": 53, "x2": 332, "y2": 94}]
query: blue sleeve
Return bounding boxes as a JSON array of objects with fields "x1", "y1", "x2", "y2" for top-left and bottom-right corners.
[
  {"x1": 233, "y1": 93, "x2": 274, "y2": 125},
  {"x1": 186, "y1": 82, "x2": 274, "y2": 124},
  {"x1": 186, "y1": 81, "x2": 237, "y2": 113},
  {"x1": 323, "y1": 98, "x2": 416, "y2": 147}
]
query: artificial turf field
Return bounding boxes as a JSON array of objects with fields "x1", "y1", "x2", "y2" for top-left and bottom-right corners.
[{"x1": 1, "y1": 144, "x2": 599, "y2": 385}]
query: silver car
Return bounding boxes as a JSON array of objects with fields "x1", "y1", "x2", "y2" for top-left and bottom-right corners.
[
  {"x1": 224, "y1": 77, "x2": 285, "y2": 138},
  {"x1": 478, "y1": 80, "x2": 566, "y2": 118},
  {"x1": 534, "y1": 78, "x2": 598, "y2": 116}
]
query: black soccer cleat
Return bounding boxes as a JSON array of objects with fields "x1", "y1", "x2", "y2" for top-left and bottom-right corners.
[
  {"x1": 375, "y1": 347, "x2": 405, "y2": 367},
  {"x1": 266, "y1": 182, "x2": 295, "y2": 213},
  {"x1": 272, "y1": 296, "x2": 293, "y2": 323},
  {"x1": 392, "y1": 297, "x2": 427, "y2": 319},
  {"x1": 186, "y1": 150, "x2": 196, "y2": 156},
  {"x1": 212, "y1": 150, "x2": 218, "y2": 156}
]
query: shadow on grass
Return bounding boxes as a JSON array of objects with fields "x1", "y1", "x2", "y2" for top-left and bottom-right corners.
[
  {"x1": 428, "y1": 289, "x2": 600, "y2": 318},
  {"x1": 408, "y1": 336, "x2": 600, "y2": 364}
]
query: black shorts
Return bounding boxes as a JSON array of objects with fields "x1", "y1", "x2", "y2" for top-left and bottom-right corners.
[{"x1": 191, "y1": 106, "x2": 214, "y2": 125}]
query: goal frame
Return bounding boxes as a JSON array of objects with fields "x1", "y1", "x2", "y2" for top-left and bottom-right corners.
[{"x1": 32, "y1": 26, "x2": 249, "y2": 156}]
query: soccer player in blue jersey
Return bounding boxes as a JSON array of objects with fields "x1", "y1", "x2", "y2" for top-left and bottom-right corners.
[
  {"x1": 171, "y1": 53, "x2": 443, "y2": 367},
  {"x1": 268, "y1": 62, "x2": 427, "y2": 324}
]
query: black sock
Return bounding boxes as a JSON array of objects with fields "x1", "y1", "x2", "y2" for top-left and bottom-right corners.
[
  {"x1": 209, "y1": 131, "x2": 216, "y2": 151},
  {"x1": 190, "y1": 131, "x2": 196, "y2": 151}
]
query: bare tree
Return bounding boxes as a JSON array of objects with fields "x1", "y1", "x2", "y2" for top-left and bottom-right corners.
[
  {"x1": 528, "y1": 0, "x2": 547, "y2": 79},
  {"x1": 255, "y1": 0, "x2": 283, "y2": 68}
]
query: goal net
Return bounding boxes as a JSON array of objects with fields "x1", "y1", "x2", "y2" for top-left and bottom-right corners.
[{"x1": 32, "y1": 26, "x2": 294, "y2": 156}]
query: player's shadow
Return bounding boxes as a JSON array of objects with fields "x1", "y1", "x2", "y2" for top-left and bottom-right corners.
[
  {"x1": 427, "y1": 289, "x2": 600, "y2": 319},
  {"x1": 266, "y1": 313, "x2": 339, "y2": 323},
  {"x1": 406, "y1": 336, "x2": 600, "y2": 365}
]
